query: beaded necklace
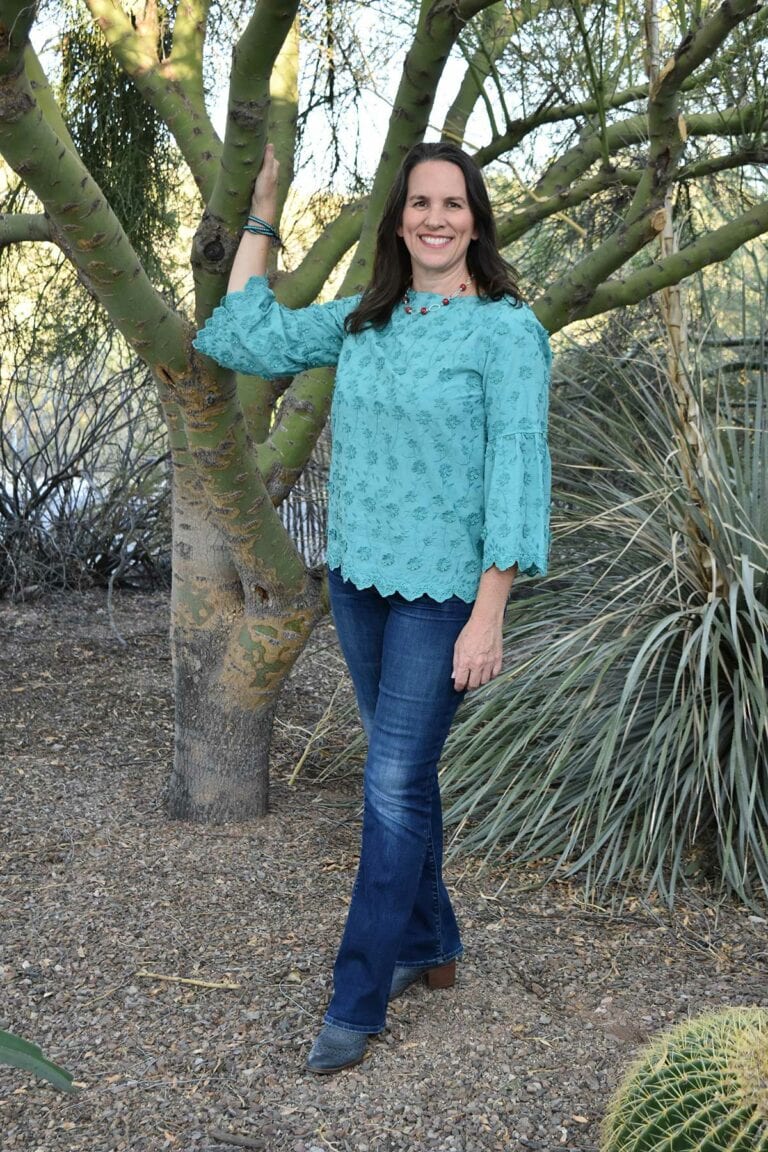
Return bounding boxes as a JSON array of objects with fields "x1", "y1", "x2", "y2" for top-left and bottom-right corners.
[{"x1": 403, "y1": 277, "x2": 472, "y2": 315}]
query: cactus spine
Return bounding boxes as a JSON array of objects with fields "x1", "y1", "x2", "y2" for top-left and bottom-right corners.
[{"x1": 602, "y1": 1008, "x2": 768, "y2": 1151}]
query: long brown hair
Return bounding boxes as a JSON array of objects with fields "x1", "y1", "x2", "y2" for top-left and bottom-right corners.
[{"x1": 345, "y1": 142, "x2": 520, "y2": 334}]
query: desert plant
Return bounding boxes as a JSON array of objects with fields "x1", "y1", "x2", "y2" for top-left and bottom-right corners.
[
  {"x1": 0, "y1": 1029, "x2": 75, "y2": 1093},
  {"x1": 601, "y1": 1008, "x2": 768, "y2": 1151},
  {"x1": 0, "y1": 353, "x2": 171, "y2": 597},
  {"x1": 440, "y1": 345, "x2": 768, "y2": 907}
]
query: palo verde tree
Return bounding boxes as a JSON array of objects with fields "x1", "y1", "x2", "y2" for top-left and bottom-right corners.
[{"x1": 0, "y1": 0, "x2": 766, "y2": 821}]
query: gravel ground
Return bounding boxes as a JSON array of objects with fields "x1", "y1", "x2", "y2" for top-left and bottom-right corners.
[{"x1": 1, "y1": 588, "x2": 767, "y2": 1152}]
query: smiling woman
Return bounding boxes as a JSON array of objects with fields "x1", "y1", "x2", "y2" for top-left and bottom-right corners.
[
  {"x1": 193, "y1": 139, "x2": 551, "y2": 1075},
  {"x1": 396, "y1": 160, "x2": 479, "y2": 289}
]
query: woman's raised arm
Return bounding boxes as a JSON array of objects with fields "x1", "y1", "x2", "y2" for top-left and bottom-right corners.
[{"x1": 228, "y1": 143, "x2": 280, "y2": 295}]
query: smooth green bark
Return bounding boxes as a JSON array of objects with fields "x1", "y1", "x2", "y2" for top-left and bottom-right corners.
[
  {"x1": 0, "y1": 70, "x2": 187, "y2": 373},
  {"x1": 84, "y1": 0, "x2": 220, "y2": 199},
  {"x1": 268, "y1": 17, "x2": 299, "y2": 227},
  {"x1": 0, "y1": 210, "x2": 49, "y2": 246},
  {"x1": 569, "y1": 202, "x2": 768, "y2": 323},
  {"x1": 24, "y1": 46, "x2": 77, "y2": 150},
  {"x1": 441, "y1": 3, "x2": 515, "y2": 145}
]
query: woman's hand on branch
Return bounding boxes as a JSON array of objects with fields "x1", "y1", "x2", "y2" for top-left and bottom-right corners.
[
  {"x1": 227, "y1": 143, "x2": 280, "y2": 294},
  {"x1": 251, "y1": 142, "x2": 279, "y2": 216}
]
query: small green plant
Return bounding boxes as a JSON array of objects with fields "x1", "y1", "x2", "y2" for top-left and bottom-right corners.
[
  {"x1": 0, "y1": 1029, "x2": 75, "y2": 1093},
  {"x1": 602, "y1": 1008, "x2": 768, "y2": 1151}
]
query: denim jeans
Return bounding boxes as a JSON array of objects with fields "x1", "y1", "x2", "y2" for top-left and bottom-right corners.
[{"x1": 325, "y1": 567, "x2": 474, "y2": 1034}]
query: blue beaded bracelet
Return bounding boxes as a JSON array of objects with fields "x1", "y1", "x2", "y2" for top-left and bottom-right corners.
[{"x1": 244, "y1": 214, "x2": 281, "y2": 246}]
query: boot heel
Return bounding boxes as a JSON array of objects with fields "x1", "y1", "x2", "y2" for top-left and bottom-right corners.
[{"x1": 425, "y1": 960, "x2": 456, "y2": 990}]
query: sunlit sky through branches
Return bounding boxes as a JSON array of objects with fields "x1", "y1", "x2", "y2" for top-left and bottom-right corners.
[{"x1": 30, "y1": 0, "x2": 520, "y2": 198}]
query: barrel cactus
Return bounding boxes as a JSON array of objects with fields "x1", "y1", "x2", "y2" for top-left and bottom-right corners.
[{"x1": 602, "y1": 1008, "x2": 768, "y2": 1151}]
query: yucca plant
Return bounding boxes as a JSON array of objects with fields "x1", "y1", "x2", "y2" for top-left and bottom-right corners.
[
  {"x1": 0, "y1": 1029, "x2": 75, "y2": 1092},
  {"x1": 440, "y1": 347, "x2": 768, "y2": 906},
  {"x1": 601, "y1": 1008, "x2": 768, "y2": 1151}
]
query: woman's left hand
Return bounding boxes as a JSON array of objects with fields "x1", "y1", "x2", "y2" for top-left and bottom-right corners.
[{"x1": 452, "y1": 616, "x2": 503, "y2": 691}]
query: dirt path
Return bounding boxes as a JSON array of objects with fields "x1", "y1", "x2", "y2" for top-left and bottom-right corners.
[{"x1": 1, "y1": 589, "x2": 766, "y2": 1152}]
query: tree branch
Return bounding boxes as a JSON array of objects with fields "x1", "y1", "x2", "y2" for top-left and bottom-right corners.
[
  {"x1": 23, "y1": 46, "x2": 77, "y2": 151},
  {"x1": 506, "y1": 101, "x2": 768, "y2": 221},
  {"x1": 472, "y1": 3, "x2": 767, "y2": 174},
  {"x1": 496, "y1": 141, "x2": 767, "y2": 247},
  {"x1": 533, "y1": 209, "x2": 666, "y2": 334},
  {"x1": 566, "y1": 201, "x2": 768, "y2": 324},
  {"x1": 256, "y1": 367, "x2": 335, "y2": 505},
  {"x1": 497, "y1": 168, "x2": 641, "y2": 246},
  {"x1": 456, "y1": 0, "x2": 512, "y2": 20},
  {"x1": 441, "y1": 2, "x2": 514, "y2": 145},
  {"x1": 227, "y1": 18, "x2": 301, "y2": 446},
  {"x1": 84, "y1": 0, "x2": 220, "y2": 200},
  {"x1": 190, "y1": 0, "x2": 302, "y2": 326},
  {"x1": 207, "y1": 0, "x2": 302, "y2": 227},
  {"x1": 0, "y1": 0, "x2": 35, "y2": 76},
  {"x1": 268, "y1": 16, "x2": 299, "y2": 228},
  {"x1": 0, "y1": 55, "x2": 188, "y2": 376},
  {"x1": 472, "y1": 84, "x2": 651, "y2": 169},
  {"x1": 678, "y1": 147, "x2": 768, "y2": 183},
  {"x1": 624, "y1": 0, "x2": 762, "y2": 226},
  {"x1": 0, "y1": 211, "x2": 50, "y2": 249},
  {"x1": 531, "y1": 113, "x2": 648, "y2": 202},
  {"x1": 280, "y1": 199, "x2": 367, "y2": 308},
  {"x1": 168, "y1": 0, "x2": 211, "y2": 107}
]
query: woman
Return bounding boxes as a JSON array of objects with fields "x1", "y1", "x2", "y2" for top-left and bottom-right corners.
[{"x1": 194, "y1": 141, "x2": 551, "y2": 1074}]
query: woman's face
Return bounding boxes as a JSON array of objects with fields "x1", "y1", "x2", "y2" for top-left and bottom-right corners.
[{"x1": 397, "y1": 160, "x2": 478, "y2": 286}]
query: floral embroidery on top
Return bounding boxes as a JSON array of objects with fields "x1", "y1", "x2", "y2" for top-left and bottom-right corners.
[{"x1": 194, "y1": 277, "x2": 552, "y2": 602}]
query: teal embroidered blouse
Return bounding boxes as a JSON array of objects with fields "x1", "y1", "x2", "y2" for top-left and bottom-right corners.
[{"x1": 193, "y1": 275, "x2": 551, "y2": 603}]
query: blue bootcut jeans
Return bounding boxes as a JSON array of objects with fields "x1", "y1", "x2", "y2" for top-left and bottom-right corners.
[{"x1": 325, "y1": 566, "x2": 474, "y2": 1034}]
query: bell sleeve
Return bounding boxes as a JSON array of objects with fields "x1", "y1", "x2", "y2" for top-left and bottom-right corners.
[
  {"x1": 481, "y1": 304, "x2": 552, "y2": 577},
  {"x1": 193, "y1": 274, "x2": 357, "y2": 380}
]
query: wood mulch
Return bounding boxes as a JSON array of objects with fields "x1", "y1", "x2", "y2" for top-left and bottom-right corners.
[{"x1": 1, "y1": 589, "x2": 766, "y2": 1152}]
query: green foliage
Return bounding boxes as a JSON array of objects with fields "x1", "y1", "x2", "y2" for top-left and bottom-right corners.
[
  {"x1": 601, "y1": 1008, "x2": 768, "y2": 1152},
  {"x1": 59, "y1": 0, "x2": 179, "y2": 278},
  {"x1": 440, "y1": 347, "x2": 768, "y2": 907},
  {"x1": 0, "y1": 1029, "x2": 75, "y2": 1093}
]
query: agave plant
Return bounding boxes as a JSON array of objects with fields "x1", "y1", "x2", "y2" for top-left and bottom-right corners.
[
  {"x1": 440, "y1": 349, "x2": 768, "y2": 906},
  {"x1": 0, "y1": 1029, "x2": 75, "y2": 1092}
]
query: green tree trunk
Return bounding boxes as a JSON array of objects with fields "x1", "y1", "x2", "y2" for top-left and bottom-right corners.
[{"x1": 168, "y1": 478, "x2": 322, "y2": 819}]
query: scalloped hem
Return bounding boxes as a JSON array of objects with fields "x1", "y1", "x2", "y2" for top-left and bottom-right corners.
[
  {"x1": 482, "y1": 550, "x2": 549, "y2": 579},
  {"x1": 327, "y1": 559, "x2": 477, "y2": 604}
]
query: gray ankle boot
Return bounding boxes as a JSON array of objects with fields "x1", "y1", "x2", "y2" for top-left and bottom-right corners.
[
  {"x1": 389, "y1": 959, "x2": 457, "y2": 1001},
  {"x1": 306, "y1": 1024, "x2": 369, "y2": 1074}
]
